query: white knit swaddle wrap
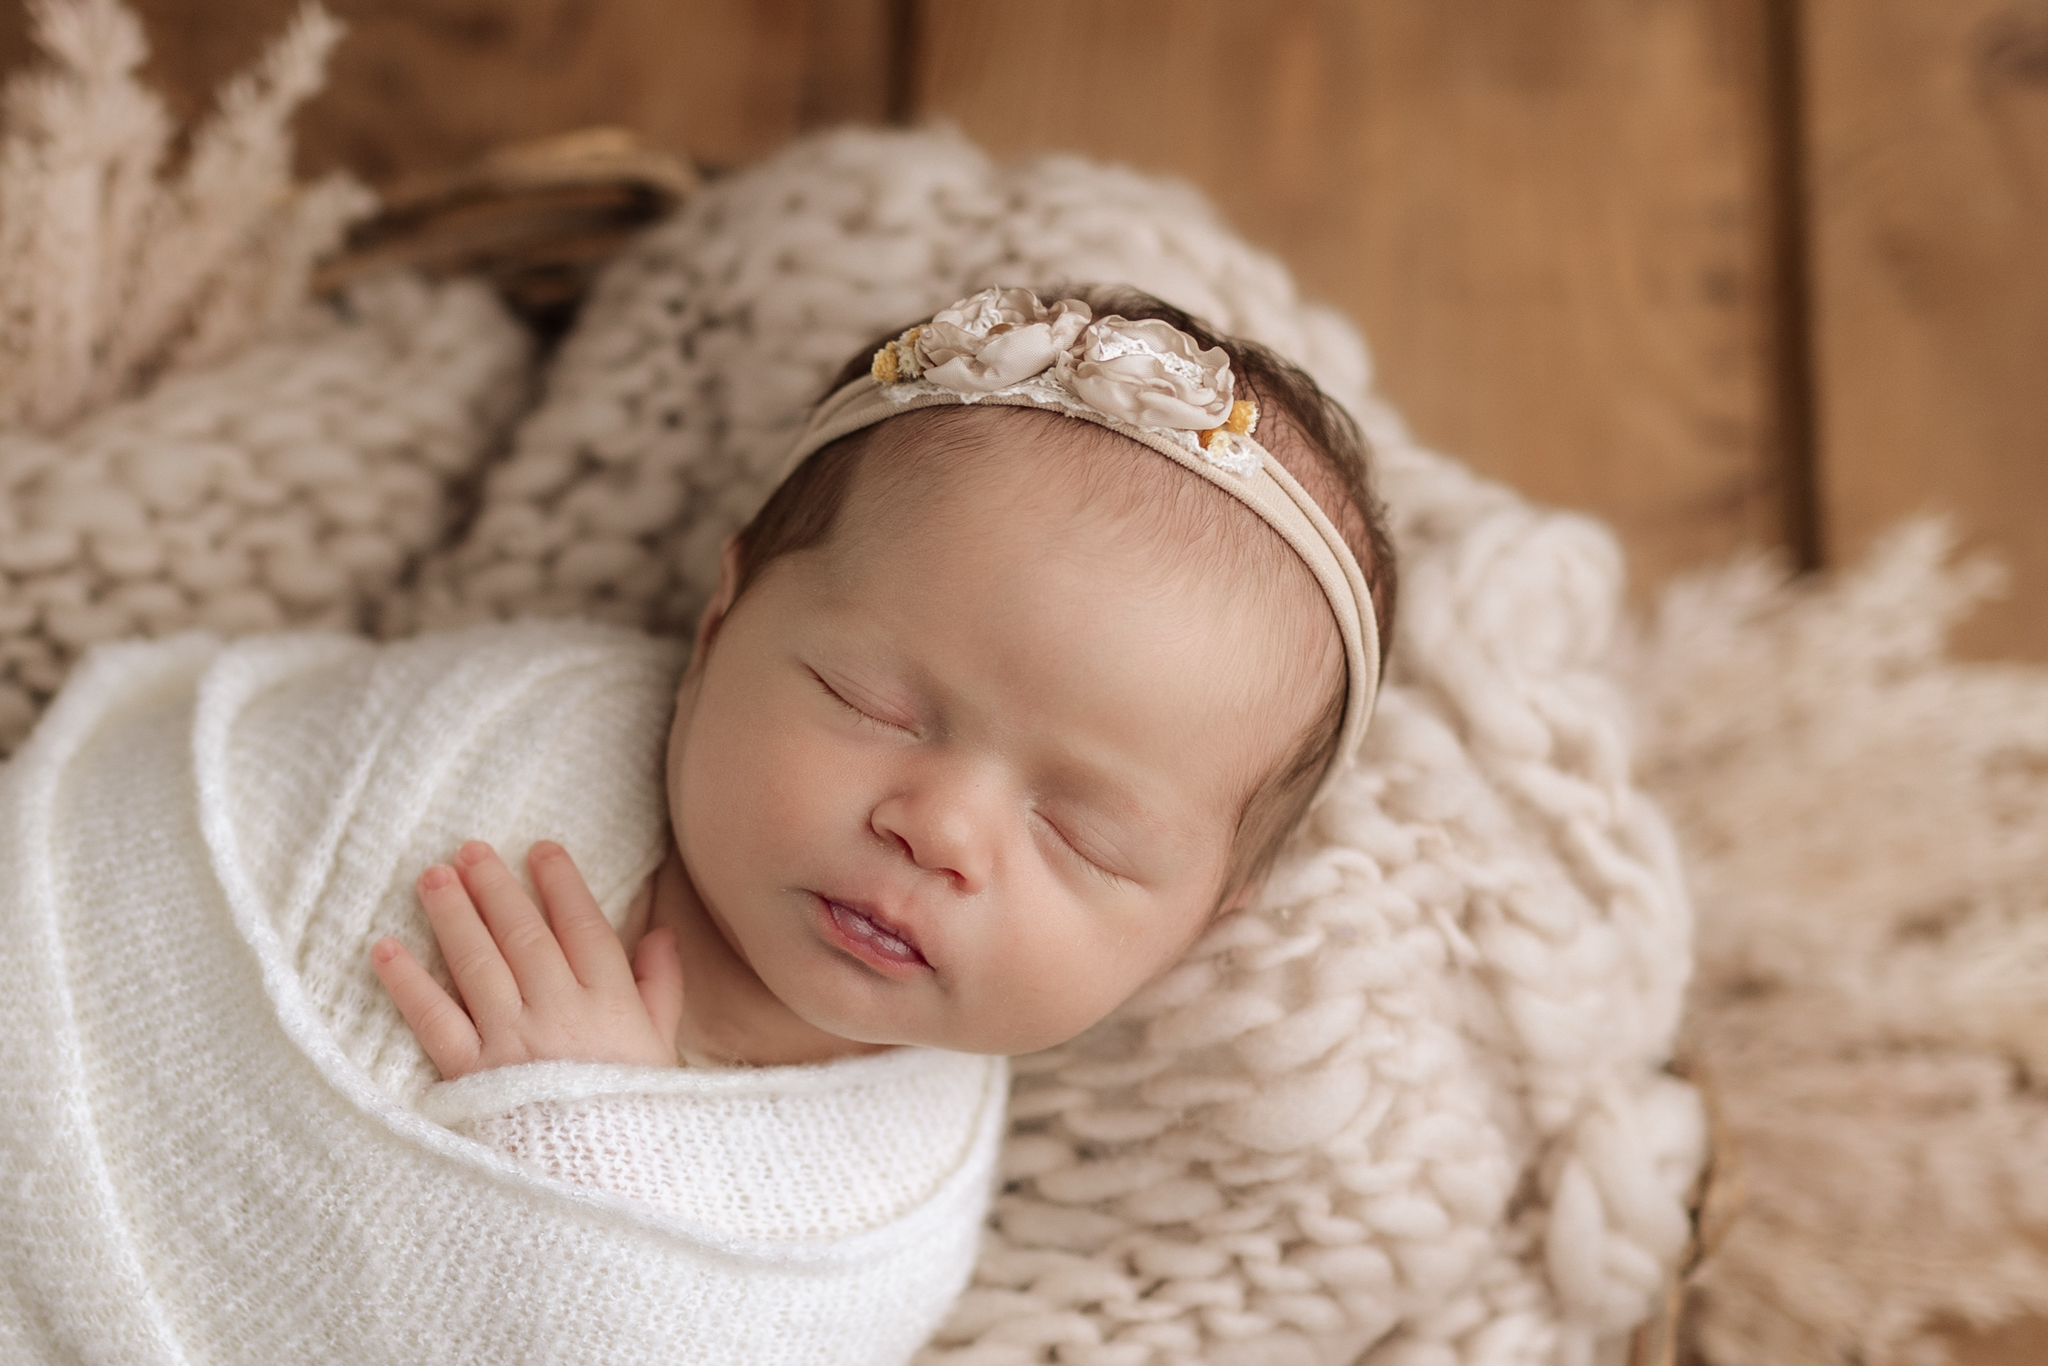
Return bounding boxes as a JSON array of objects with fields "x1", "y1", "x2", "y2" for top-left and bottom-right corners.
[{"x1": 0, "y1": 621, "x2": 1006, "y2": 1366}]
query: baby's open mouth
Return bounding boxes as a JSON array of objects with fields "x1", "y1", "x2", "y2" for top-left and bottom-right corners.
[{"x1": 823, "y1": 898, "x2": 929, "y2": 969}]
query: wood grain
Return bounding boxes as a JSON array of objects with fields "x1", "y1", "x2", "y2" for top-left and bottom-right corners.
[
  {"x1": 911, "y1": 0, "x2": 1794, "y2": 592},
  {"x1": 0, "y1": 0, "x2": 895, "y2": 183},
  {"x1": 1946, "y1": 1317, "x2": 2048, "y2": 1366},
  {"x1": 1801, "y1": 0, "x2": 2048, "y2": 660}
]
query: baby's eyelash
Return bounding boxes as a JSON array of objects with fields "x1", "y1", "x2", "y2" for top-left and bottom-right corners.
[
  {"x1": 811, "y1": 670, "x2": 909, "y2": 733},
  {"x1": 1037, "y1": 811, "x2": 1125, "y2": 887},
  {"x1": 811, "y1": 670, "x2": 871, "y2": 718}
]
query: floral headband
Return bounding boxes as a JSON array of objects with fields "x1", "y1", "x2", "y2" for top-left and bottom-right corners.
[{"x1": 781, "y1": 287, "x2": 1382, "y2": 801}]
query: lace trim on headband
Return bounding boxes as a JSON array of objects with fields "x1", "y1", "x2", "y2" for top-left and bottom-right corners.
[
  {"x1": 880, "y1": 372, "x2": 1266, "y2": 478},
  {"x1": 1085, "y1": 328, "x2": 1206, "y2": 388}
]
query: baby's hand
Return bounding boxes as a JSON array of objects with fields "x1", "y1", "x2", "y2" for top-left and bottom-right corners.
[{"x1": 371, "y1": 840, "x2": 684, "y2": 1080}]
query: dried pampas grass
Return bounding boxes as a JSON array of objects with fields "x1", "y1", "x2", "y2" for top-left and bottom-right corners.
[
  {"x1": 1631, "y1": 521, "x2": 2048, "y2": 1366},
  {"x1": 0, "y1": 0, "x2": 373, "y2": 432}
]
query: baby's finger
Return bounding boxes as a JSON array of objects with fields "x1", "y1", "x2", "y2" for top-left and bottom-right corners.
[
  {"x1": 454, "y1": 841, "x2": 576, "y2": 1002},
  {"x1": 529, "y1": 841, "x2": 630, "y2": 991},
  {"x1": 418, "y1": 862, "x2": 521, "y2": 1026},
  {"x1": 372, "y1": 937, "x2": 482, "y2": 1078},
  {"x1": 633, "y1": 926, "x2": 685, "y2": 1054}
]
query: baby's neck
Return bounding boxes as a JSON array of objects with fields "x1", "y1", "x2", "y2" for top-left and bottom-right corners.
[{"x1": 641, "y1": 844, "x2": 885, "y2": 1068}]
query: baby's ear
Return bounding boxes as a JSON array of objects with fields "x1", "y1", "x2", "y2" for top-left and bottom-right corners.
[{"x1": 690, "y1": 535, "x2": 746, "y2": 662}]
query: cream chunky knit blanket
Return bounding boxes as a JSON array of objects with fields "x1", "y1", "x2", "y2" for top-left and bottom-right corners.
[{"x1": 0, "y1": 621, "x2": 1007, "y2": 1366}]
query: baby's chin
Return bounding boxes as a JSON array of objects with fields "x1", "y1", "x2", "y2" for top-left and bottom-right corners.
[
  {"x1": 779, "y1": 996, "x2": 947, "y2": 1054},
  {"x1": 789, "y1": 994, "x2": 1107, "y2": 1059}
]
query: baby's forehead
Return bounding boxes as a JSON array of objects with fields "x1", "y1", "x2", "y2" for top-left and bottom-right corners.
[
  {"x1": 814, "y1": 403, "x2": 1337, "y2": 676},
  {"x1": 842, "y1": 406, "x2": 1249, "y2": 560}
]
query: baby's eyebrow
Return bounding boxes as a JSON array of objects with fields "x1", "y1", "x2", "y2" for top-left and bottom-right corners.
[{"x1": 803, "y1": 623, "x2": 930, "y2": 707}]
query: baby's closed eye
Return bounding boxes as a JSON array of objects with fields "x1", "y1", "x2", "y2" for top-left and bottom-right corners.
[
  {"x1": 810, "y1": 668, "x2": 918, "y2": 736},
  {"x1": 1030, "y1": 807, "x2": 1135, "y2": 885}
]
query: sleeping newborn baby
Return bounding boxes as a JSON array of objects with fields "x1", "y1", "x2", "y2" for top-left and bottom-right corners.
[
  {"x1": 0, "y1": 285, "x2": 1395, "y2": 1366},
  {"x1": 330, "y1": 286, "x2": 1396, "y2": 1361},
  {"x1": 374, "y1": 284, "x2": 1395, "y2": 1082}
]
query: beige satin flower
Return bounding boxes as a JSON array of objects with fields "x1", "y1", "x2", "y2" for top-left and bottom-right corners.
[
  {"x1": 1060, "y1": 316, "x2": 1235, "y2": 430},
  {"x1": 913, "y1": 287, "x2": 1093, "y2": 393}
]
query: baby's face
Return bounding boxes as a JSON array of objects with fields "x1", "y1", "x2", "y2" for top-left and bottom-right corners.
[{"x1": 666, "y1": 425, "x2": 1326, "y2": 1055}]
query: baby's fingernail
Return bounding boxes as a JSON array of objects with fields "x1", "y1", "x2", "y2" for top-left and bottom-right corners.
[
  {"x1": 457, "y1": 841, "x2": 490, "y2": 866},
  {"x1": 371, "y1": 937, "x2": 400, "y2": 963},
  {"x1": 419, "y1": 864, "x2": 454, "y2": 890}
]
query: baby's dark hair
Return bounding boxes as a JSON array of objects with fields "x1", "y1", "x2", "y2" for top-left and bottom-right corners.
[{"x1": 729, "y1": 286, "x2": 1399, "y2": 898}]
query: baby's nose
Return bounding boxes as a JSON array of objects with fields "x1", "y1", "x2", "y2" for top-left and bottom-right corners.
[{"x1": 870, "y1": 767, "x2": 998, "y2": 893}]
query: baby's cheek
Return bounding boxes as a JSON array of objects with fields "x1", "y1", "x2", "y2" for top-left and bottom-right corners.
[
  {"x1": 966, "y1": 898, "x2": 1148, "y2": 1053},
  {"x1": 745, "y1": 725, "x2": 872, "y2": 835},
  {"x1": 679, "y1": 709, "x2": 860, "y2": 885}
]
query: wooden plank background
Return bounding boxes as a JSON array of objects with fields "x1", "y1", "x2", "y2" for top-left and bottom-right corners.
[
  {"x1": 0, "y1": 0, "x2": 2040, "y2": 664},
  {"x1": 913, "y1": 0, "x2": 1794, "y2": 595},
  {"x1": 1802, "y1": 0, "x2": 2048, "y2": 661}
]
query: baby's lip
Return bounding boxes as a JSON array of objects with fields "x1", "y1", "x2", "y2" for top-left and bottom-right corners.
[{"x1": 815, "y1": 893, "x2": 931, "y2": 974}]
